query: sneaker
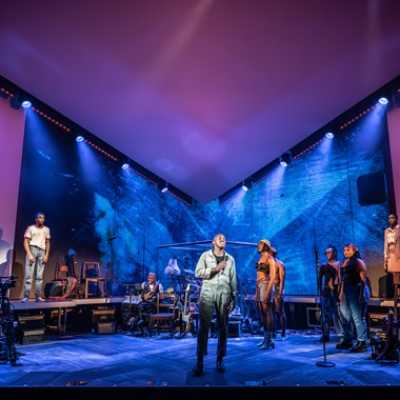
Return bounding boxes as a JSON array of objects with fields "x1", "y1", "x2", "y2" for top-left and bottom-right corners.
[
  {"x1": 336, "y1": 340, "x2": 353, "y2": 350},
  {"x1": 257, "y1": 340, "x2": 265, "y2": 347},
  {"x1": 21, "y1": 297, "x2": 29, "y2": 303},
  {"x1": 259, "y1": 340, "x2": 275, "y2": 350},
  {"x1": 350, "y1": 341, "x2": 368, "y2": 353},
  {"x1": 36, "y1": 297, "x2": 46, "y2": 302}
]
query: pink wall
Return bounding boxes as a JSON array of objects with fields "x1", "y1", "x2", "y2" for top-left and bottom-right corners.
[
  {"x1": 388, "y1": 107, "x2": 400, "y2": 214},
  {"x1": 0, "y1": 99, "x2": 24, "y2": 276}
]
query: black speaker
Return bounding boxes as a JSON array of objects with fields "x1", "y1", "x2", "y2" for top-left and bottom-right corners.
[
  {"x1": 357, "y1": 172, "x2": 386, "y2": 205},
  {"x1": 44, "y1": 281, "x2": 64, "y2": 298}
]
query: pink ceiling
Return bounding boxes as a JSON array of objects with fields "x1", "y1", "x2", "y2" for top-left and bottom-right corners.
[{"x1": 1, "y1": 0, "x2": 400, "y2": 202}]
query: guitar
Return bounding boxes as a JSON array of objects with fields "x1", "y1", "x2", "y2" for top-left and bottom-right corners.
[
  {"x1": 180, "y1": 284, "x2": 193, "y2": 336},
  {"x1": 142, "y1": 284, "x2": 159, "y2": 302}
]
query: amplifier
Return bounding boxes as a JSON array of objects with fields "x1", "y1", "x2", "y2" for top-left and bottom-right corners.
[
  {"x1": 228, "y1": 320, "x2": 241, "y2": 337},
  {"x1": 92, "y1": 307, "x2": 116, "y2": 333},
  {"x1": 96, "y1": 322, "x2": 115, "y2": 334},
  {"x1": 210, "y1": 319, "x2": 241, "y2": 337},
  {"x1": 306, "y1": 307, "x2": 321, "y2": 328}
]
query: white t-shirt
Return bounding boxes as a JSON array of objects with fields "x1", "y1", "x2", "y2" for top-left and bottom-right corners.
[{"x1": 24, "y1": 225, "x2": 51, "y2": 250}]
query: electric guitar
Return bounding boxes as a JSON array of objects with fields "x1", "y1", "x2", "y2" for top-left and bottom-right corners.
[{"x1": 180, "y1": 284, "x2": 193, "y2": 336}]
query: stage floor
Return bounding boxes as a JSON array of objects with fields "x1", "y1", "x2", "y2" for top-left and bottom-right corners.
[{"x1": 0, "y1": 332, "x2": 399, "y2": 387}]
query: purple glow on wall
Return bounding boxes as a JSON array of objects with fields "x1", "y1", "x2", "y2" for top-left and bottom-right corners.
[
  {"x1": 0, "y1": 99, "x2": 24, "y2": 275},
  {"x1": 1, "y1": 1, "x2": 400, "y2": 201},
  {"x1": 388, "y1": 108, "x2": 400, "y2": 213}
]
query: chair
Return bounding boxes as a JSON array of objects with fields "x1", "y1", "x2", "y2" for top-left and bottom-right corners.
[
  {"x1": 148, "y1": 293, "x2": 177, "y2": 336},
  {"x1": 81, "y1": 261, "x2": 106, "y2": 298}
]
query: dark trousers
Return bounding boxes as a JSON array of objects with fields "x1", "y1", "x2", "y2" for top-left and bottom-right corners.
[
  {"x1": 197, "y1": 292, "x2": 230, "y2": 361},
  {"x1": 320, "y1": 292, "x2": 341, "y2": 338}
]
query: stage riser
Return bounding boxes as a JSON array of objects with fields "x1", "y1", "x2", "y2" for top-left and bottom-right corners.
[
  {"x1": 8, "y1": 298, "x2": 395, "y2": 343},
  {"x1": 12, "y1": 303, "x2": 121, "y2": 339}
]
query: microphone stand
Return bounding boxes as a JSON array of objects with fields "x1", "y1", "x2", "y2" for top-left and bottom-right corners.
[{"x1": 314, "y1": 244, "x2": 335, "y2": 368}]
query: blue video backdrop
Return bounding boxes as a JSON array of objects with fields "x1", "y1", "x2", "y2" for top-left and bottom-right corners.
[{"x1": 12, "y1": 106, "x2": 389, "y2": 297}]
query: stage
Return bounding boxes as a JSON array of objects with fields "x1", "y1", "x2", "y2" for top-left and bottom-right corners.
[{"x1": 0, "y1": 332, "x2": 399, "y2": 387}]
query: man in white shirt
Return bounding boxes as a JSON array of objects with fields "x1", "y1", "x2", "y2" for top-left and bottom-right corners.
[{"x1": 22, "y1": 212, "x2": 51, "y2": 302}]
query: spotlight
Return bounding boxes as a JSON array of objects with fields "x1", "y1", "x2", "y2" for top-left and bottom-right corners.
[
  {"x1": 75, "y1": 136, "x2": 85, "y2": 143},
  {"x1": 280, "y1": 160, "x2": 288, "y2": 168},
  {"x1": 279, "y1": 152, "x2": 292, "y2": 168},
  {"x1": 21, "y1": 100, "x2": 32, "y2": 109},
  {"x1": 378, "y1": 97, "x2": 389, "y2": 105},
  {"x1": 161, "y1": 183, "x2": 169, "y2": 193},
  {"x1": 325, "y1": 132, "x2": 334, "y2": 139},
  {"x1": 241, "y1": 180, "x2": 252, "y2": 192},
  {"x1": 121, "y1": 163, "x2": 130, "y2": 170}
]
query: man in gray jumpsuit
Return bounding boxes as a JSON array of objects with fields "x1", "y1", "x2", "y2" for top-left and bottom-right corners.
[{"x1": 192, "y1": 233, "x2": 237, "y2": 376}]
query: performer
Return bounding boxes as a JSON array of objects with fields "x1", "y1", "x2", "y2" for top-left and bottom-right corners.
[
  {"x1": 271, "y1": 247, "x2": 286, "y2": 339},
  {"x1": 255, "y1": 239, "x2": 277, "y2": 350},
  {"x1": 22, "y1": 212, "x2": 51, "y2": 302},
  {"x1": 164, "y1": 257, "x2": 181, "y2": 276},
  {"x1": 336, "y1": 244, "x2": 370, "y2": 352},
  {"x1": 64, "y1": 248, "x2": 78, "y2": 278},
  {"x1": 384, "y1": 214, "x2": 400, "y2": 292},
  {"x1": 48, "y1": 264, "x2": 78, "y2": 300},
  {"x1": 192, "y1": 233, "x2": 237, "y2": 376},
  {"x1": 164, "y1": 257, "x2": 181, "y2": 293},
  {"x1": 318, "y1": 245, "x2": 341, "y2": 342},
  {"x1": 141, "y1": 272, "x2": 163, "y2": 312}
]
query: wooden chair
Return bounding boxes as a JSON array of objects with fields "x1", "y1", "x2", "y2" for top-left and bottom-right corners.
[
  {"x1": 148, "y1": 293, "x2": 177, "y2": 336},
  {"x1": 81, "y1": 261, "x2": 106, "y2": 298}
]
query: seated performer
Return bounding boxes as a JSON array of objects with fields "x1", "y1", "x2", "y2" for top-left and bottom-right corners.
[
  {"x1": 318, "y1": 245, "x2": 341, "y2": 342},
  {"x1": 255, "y1": 239, "x2": 277, "y2": 350},
  {"x1": 271, "y1": 247, "x2": 286, "y2": 339},
  {"x1": 48, "y1": 264, "x2": 78, "y2": 301},
  {"x1": 336, "y1": 244, "x2": 370, "y2": 353},
  {"x1": 140, "y1": 272, "x2": 164, "y2": 313},
  {"x1": 22, "y1": 212, "x2": 51, "y2": 302},
  {"x1": 192, "y1": 233, "x2": 237, "y2": 376}
]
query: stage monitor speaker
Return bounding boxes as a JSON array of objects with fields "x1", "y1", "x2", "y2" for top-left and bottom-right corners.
[{"x1": 357, "y1": 172, "x2": 386, "y2": 206}]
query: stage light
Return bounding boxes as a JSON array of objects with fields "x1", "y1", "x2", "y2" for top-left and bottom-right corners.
[
  {"x1": 378, "y1": 97, "x2": 389, "y2": 105},
  {"x1": 280, "y1": 160, "x2": 288, "y2": 168},
  {"x1": 76, "y1": 136, "x2": 85, "y2": 143},
  {"x1": 161, "y1": 184, "x2": 169, "y2": 193},
  {"x1": 325, "y1": 132, "x2": 334, "y2": 139},
  {"x1": 242, "y1": 183, "x2": 249, "y2": 192},
  {"x1": 279, "y1": 152, "x2": 292, "y2": 168},
  {"x1": 121, "y1": 163, "x2": 130, "y2": 170},
  {"x1": 21, "y1": 100, "x2": 32, "y2": 109}
]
